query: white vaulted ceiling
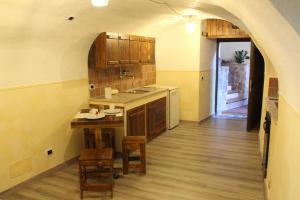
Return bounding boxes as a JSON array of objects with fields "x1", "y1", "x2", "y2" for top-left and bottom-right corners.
[{"x1": 0, "y1": 0, "x2": 300, "y2": 112}]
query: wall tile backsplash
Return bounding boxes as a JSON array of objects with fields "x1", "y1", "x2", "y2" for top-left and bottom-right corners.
[{"x1": 89, "y1": 65, "x2": 156, "y2": 97}]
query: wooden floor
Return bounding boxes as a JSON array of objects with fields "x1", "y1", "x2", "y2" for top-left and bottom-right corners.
[{"x1": 1, "y1": 118, "x2": 264, "y2": 200}]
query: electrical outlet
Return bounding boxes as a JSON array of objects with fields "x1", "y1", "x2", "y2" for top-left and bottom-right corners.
[
  {"x1": 89, "y1": 84, "x2": 95, "y2": 91},
  {"x1": 46, "y1": 148, "x2": 53, "y2": 156}
]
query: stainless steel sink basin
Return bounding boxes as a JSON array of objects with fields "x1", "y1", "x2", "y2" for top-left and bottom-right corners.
[
  {"x1": 125, "y1": 87, "x2": 159, "y2": 94},
  {"x1": 126, "y1": 89, "x2": 151, "y2": 94}
]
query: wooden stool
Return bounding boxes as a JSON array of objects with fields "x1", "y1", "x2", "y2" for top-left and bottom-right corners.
[
  {"x1": 122, "y1": 136, "x2": 146, "y2": 174},
  {"x1": 79, "y1": 148, "x2": 113, "y2": 199}
]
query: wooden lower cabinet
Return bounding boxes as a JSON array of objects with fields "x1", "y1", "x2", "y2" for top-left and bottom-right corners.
[
  {"x1": 147, "y1": 97, "x2": 167, "y2": 141},
  {"x1": 127, "y1": 105, "x2": 146, "y2": 136},
  {"x1": 126, "y1": 97, "x2": 167, "y2": 141}
]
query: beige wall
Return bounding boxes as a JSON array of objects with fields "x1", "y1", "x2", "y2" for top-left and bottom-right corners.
[
  {"x1": 153, "y1": 21, "x2": 216, "y2": 122},
  {"x1": 259, "y1": 58, "x2": 278, "y2": 154},
  {"x1": 265, "y1": 95, "x2": 300, "y2": 200},
  {"x1": 156, "y1": 71, "x2": 199, "y2": 121},
  {"x1": 0, "y1": 79, "x2": 89, "y2": 192},
  {"x1": 153, "y1": 20, "x2": 201, "y2": 71},
  {"x1": 259, "y1": 57, "x2": 300, "y2": 200}
]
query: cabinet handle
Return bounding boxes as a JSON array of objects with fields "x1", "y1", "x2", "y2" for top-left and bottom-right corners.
[
  {"x1": 119, "y1": 60, "x2": 130, "y2": 64},
  {"x1": 130, "y1": 60, "x2": 139, "y2": 64},
  {"x1": 108, "y1": 61, "x2": 119, "y2": 65}
]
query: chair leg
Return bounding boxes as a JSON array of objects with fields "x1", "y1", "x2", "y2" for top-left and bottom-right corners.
[
  {"x1": 140, "y1": 143, "x2": 146, "y2": 174},
  {"x1": 79, "y1": 164, "x2": 84, "y2": 199},
  {"x1": 123, "y1": 147, "x2": 129, "y2": 174}
]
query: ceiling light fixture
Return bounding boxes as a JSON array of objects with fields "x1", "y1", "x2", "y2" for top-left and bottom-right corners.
[
  {"x1": 147, "y1": 1, "x2": 199, "y2": 33},
  {"x1": 91, "y1": 0, "x2": 109, "y2": 7},
  {"x1": 185, "y1": 16, "x2": 197, "y2": 33}
]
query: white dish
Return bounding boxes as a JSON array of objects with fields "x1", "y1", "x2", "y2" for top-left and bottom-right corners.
[
  {"x1": 103, "y1": 108, "x2": 122, "y2": 115},
  {"x1": 85, "y1": 113, "x2": 105, "y2": 120}
]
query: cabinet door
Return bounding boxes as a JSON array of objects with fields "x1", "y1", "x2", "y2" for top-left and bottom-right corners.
[
  {"x1": 148, "y1": 38, "x2": 155, "y2": 64},
  {"x1": 129, "y1": 35, "x2": 140, "y2": 64},
  {"x1": 106, "y1": 32, "x2": 119, "y2": 65},
  {"x1": 92, "y1": 33, "x2": 107, "y2": 68},
  {"x1": 147, "y1": 103, "x2": 156, "y2": 140},
  {"x1": 153, "y1": 97, "x2": 167, "y2": 135},
  {"x1": 127, "y1": 105, "x2": 146, "y2": 136},
  {"x1": 118, "y1": 34, "x2": 130, "y2": 64},
  {"x1": 88, "y1": 42, "x2": 96, "y2": 68},
  {"x1": 147, "y1": 97, "x2": 166, "y2": 141},
  {"x1": 139, "y1": 37, "x2": 149, "y2": 64}
]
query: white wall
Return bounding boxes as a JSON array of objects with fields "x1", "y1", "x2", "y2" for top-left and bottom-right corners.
[
  {"x1": 219, "y1": 42, "x2": 251, "y2": 63},
  {"x1": 270, "y1": 0, "x2": 300, "y2": 35}
]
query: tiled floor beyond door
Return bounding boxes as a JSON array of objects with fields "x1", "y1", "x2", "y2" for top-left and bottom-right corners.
[
  {"x1": 222, "y1": 105, "x2": 248, "y2": 119},
  {"x1": 0, "y1": 118, "x2": 264, "y2": 200}
]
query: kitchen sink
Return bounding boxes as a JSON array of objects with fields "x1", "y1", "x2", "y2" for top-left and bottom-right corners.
[
  {"x1": 126, "y1": 89, "x2": 151, "y2": 94},
  {"x1": 125, "y1": 87, "x2": 158, "y2": 94}
]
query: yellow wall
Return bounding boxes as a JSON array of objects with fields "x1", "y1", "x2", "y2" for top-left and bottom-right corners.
[
  {"x1": 259, "y1": 58, "x2": 300, "y2": 199},
  {"x1": 156, "y1": 70, "x2": 214, "y2": 122},
  {"x1": 0, "y1": 79, "x2": 89, "y2": 192},
  {"x1": 265, "y1": 95, "x2": 300, "y2": 200},
  {"x1": 259, "y1": 58, "x2": 278, "y2": 154},
  {"x1": 153, "y1": 21, "x2": 216, "y2": 122},
  {"x1": 199, "y1": 70, "x2": 215, "y2": 121}
]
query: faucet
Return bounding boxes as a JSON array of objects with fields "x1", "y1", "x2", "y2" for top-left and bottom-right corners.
[{"x1": 120, "y1": 68, "x2": 134, "y2": 79}]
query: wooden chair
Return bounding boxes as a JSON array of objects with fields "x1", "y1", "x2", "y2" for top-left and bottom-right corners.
[
  {"x1": 84, "y1": 128, "x2": 115, "y2": 150},
  {"x1": 122, "y1": 136, "x2": 146, "y2": 174},
  {"x1": 78, "y1": 148, "x2": 113, "y2": 199}
]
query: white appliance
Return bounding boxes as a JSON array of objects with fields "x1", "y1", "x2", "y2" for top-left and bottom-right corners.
[
  {"x1": 146, "y1": 85, "x2": 180, "y2": 129},
  {"x1": 168, "y1": 87, "x2": 180, "y2": 129}
]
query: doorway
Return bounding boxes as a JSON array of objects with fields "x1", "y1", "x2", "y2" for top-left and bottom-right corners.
[
  {"x1": 216, "y1": 40, "x2": 251, "y2": 119},
  {"x1": 215, "y1": 39, "x2": 265, "y2": 131}
]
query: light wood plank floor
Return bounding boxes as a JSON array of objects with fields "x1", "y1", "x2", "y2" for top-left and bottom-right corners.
[{"x1": 1, "y1": 118, "x2": 264, "y2": 200}]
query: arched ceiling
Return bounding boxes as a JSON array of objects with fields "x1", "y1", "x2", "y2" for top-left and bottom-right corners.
[{"x1": 1, "y1": 0, "x2": 300, "y2": 112}]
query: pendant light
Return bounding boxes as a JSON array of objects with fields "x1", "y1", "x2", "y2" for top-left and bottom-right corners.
[{"x1": 91, "y1": 0, "x2": 109, "y2": 7}]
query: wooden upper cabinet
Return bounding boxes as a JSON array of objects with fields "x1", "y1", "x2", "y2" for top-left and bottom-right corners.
[
  {"x1": 139, "y1": 37, "x2": 149, "y2": 64},
  {"x1": 118, "y1": 33, "x2": 130, "y2": 64},
  {"x1": 140, "y1": 37, "x2": 155, "y2": 64},
  {"x1": 88, "y1": 32, "x2": 156, "y2": 68},
  {"x1": 88, "y1": 32, "x2": 119, "y2": 68},
  {"x1": 148, "y1": 38, "x2": 155, "y2": 64},
  {"x1": 202, "y1": 19, "x2": 249, "y2": 39},
  {"x1": 106, "y1": 32, "x2": 119, "y2": 65},
  {"x1": 129, "y1": 35, "x2": 140, "y2": 64}
]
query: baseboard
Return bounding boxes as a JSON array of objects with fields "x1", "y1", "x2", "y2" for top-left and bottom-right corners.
[
  {"x1": 180, "y1": 120, "x2": 199, "y2": 123},
  {"x1": 180, "y1": 115, "x2": 213, "y2": 124},
  {"x1": 0, "y1": 156, "x2": 78, "y2": 196},
  {"x1": 199, "y1": 115, "x2": 213, "y2": 123},
  {"x1": 264, "y1": 179, "x2": 269, "y2": 200}
]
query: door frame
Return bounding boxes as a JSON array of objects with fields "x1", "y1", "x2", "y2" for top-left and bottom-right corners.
[
  {"x1": 247, "y1": 42, "x2": 265, "y2": 131},
  {"x1": 214, "y1": 38, "x2": 251, "y2": 115}
]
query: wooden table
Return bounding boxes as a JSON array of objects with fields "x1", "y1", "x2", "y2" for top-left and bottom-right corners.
[{"x1": 71, "y1": 115, "x2": 124, "y2": 149}]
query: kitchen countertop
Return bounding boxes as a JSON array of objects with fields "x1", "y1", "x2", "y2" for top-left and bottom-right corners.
[{"x1": 89, "y1": 87, "x2": 168, "y2": 104}]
